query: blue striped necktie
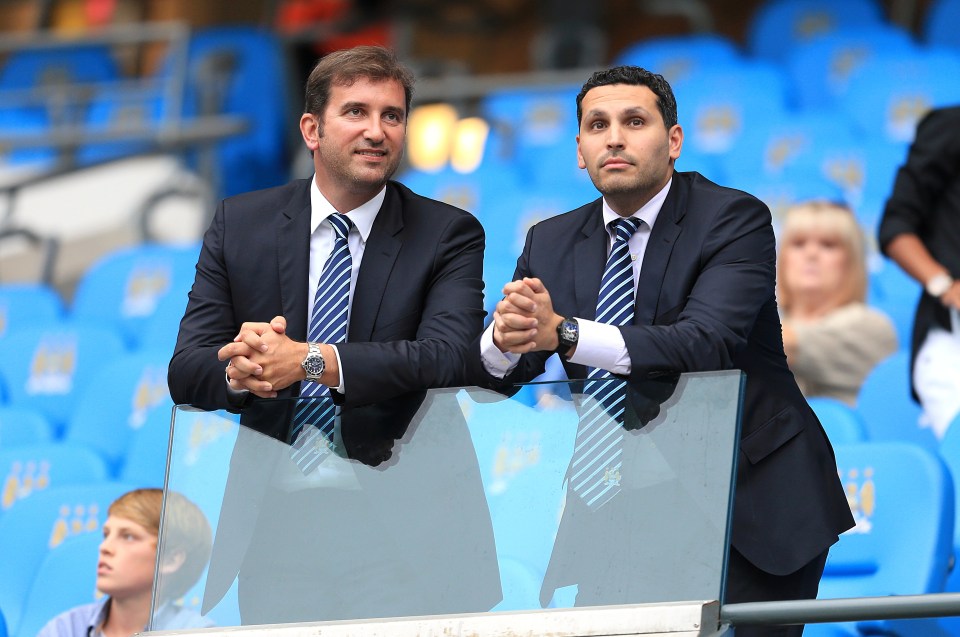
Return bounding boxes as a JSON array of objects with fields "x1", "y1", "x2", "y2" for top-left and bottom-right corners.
[
  {"x1": 569, "y1": 216, "x2": 642, "y2": 509},
  {"x1": 289, "y1": 212, "x2": 353, "y2": 473}
]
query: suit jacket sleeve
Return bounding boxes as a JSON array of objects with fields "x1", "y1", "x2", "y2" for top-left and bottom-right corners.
[
  {"x1": 879, "y1": 107, "x2": 960, "y2": 251},
  {"x1": 335, "y1": 211, "x2": 486, "y2": 406},
  {"x1": 168, "y1": 198, "x2": 246, "y2": 412},
  {"x1": 621, "y1": 192, "x2": 777, "y2": 380}
]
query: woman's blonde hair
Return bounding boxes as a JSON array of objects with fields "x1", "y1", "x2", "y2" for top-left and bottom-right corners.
[{"x1": 777, "y1": 200, "x2": 867, "y2": 311}]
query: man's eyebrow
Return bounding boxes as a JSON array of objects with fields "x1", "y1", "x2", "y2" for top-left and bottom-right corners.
[
  {"x1": 622, "y1": 106, "x2": 652, "y2": 117},
  {"x1": 339, "y1": 100, "x2": 405, "y2": 115}
]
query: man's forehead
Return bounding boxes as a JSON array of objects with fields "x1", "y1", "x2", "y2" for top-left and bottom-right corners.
[
  {"x1": 328, "y1": 77, "x2": 406, "y2": 106},
  {"x1": 582, "y1": 83, "x2": 657, "y2": 108}
]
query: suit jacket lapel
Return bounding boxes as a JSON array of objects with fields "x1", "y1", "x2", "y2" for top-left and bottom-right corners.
[
  {"x1": 574, "y1": 201, "x2": 608, "y2": 320},
  {"x1": 277, "y1": 180, "x2": 312, "y2": 341},
  {"x1": 636, "y1": 175, "x2": 685, "y2": 325},
  {"x1": 350, "y1": 184, "x2": 403, "y2": 342}
]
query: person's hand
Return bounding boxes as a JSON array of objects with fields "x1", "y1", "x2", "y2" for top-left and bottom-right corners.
[
  {"x1": 492, "y1": 277, "x2": 563, "y2": 353},
  {"x1": 219, "y1": 317, "x2": 294, "y2": 398}
]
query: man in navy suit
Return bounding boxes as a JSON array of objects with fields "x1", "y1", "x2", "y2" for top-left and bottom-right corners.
[
  {"x1": 169, "y1": 46, "x2": 500, "y2": 625},
  {"x1": 471, "y1": 66, "x2": 853, "y2": 636}
]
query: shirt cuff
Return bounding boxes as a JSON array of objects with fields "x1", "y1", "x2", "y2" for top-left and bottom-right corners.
[
  {"x1": 330, "y1": 344, "x2": 346, "y2": 394},
  {"x1": 568, "y1": 318, "x2": 632, "y2": 375},
  {"x1": 480, "y1": 323, "x2": 521, "y2": 379},
  {"x1": 225, "y1": 366, "x2": 248, "y2": 397}
]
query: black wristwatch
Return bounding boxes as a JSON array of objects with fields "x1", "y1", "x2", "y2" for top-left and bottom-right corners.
[{"x1": 555, "y1": 317, "x2": 579, "y2": 358}]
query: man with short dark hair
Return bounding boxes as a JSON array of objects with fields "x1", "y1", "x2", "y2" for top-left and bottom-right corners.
[{"x1": 471, "y1": 65, "x2": 854, "y2": 636}]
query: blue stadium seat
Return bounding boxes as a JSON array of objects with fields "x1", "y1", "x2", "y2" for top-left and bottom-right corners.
[
  {"x1": 162, "y1": 27, "x2": 290, "y2": 198},
  {"x1": 807, "y1": 397, "x2": 868, "y2": 444},
  {"x1": 70, "y1": 243, "x2": 199, "y2": 349},
  {"x1": 118, "y1": 399, "x2": 175, "y2": 487},
  {"x1": 0, "y1": 482, "x2": 133, "y2": 637},
  {"x1": 837, "y1": 50, "x2": 960, "y2": 146},
  {"x1": 612, "y1": 34, "x2": 743, "y2": 86},
  {"x1": 396, "y1": 163, "x2": 524, "y2": 222},
  {"x1": 0, "y1": 443, "x2": 109, "y2": 517},
  {"x1": 673, "y1": 61, "x2": 790, "y2": 156},
  {"x1": 0, "y1": 407, "x2": 53, "y2": 447},
  {"x1": 785, "y1": 25, "x2": 917, "y2": 110},
  {"x1": 16, "y1": 532, "x2": 101, "y2": 637},
  {"x1": 722, "y1": 171, "x2": 845, "y2": 236},
  {"x1": 924, "y1": 0, "x2": 960, "y2": 50},
  {"x1": 810, "y1": 442, "x2": 954, "y2": 637},
  {"x1": 747, "y1": 0, "x2": 886, "y2": 63},
  {"x1": 0, "y1": 45, "x2": 119, "y2": 90},
  {"x1": 0, "y1": 283, "x2": 64, "y2": 341},
  {"x1": 723, "y1": 111, "x2": 859, "y2": 181},
  {"x1": 867, "y1": 259, "x2": 920, "y2": 351},
  {"x1": 139, "y1": 291, "x2": 189, "y2": 356},
  {"x1": 0, "y1": 107, "x2": 57, "y2": 167},
  {"x1": 2, "y1": 324, "x2": 127, "y2": 434},
  {"x1": 64, "y1": 350, "x2": 173, "y2": 475},
  {"x1": 856, "y1": 350, "x2": 938, "y2": 452},
  {"x1": 480, "y1": 83, "x2": 581, "y2": 185},
  {"x1": 77, "y1": 86, "x2": 168, "y2": 165},
  {"x1": 0, "y1": 606, "x2": 6, "y2": 637}
]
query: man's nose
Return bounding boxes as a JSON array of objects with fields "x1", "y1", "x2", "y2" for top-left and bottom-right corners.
[
  {"x1": 606, "y1": 124, "x2": 624, "y2": 148},
  {"x1": 365, "y1": 117, "x2": 385, "y2": 143}
]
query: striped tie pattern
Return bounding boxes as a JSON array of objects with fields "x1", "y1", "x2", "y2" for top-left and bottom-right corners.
[
  {"x1": 289, "y1": 213, "x2": 353, "y2": 473},
  {"x1": 569, "y1": 216, "x2": 642, "y2": 509}
]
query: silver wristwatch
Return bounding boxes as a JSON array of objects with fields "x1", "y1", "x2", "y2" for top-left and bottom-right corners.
[
  {"x1": 926, "y1": 273, "x2": 954, "y2": 298},
  {"x1": 301, "y1": 342, "x2": 325, "y2": 382}
]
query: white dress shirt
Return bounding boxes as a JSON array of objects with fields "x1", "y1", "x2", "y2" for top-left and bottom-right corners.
[
  {"x1": 480, "y1": 177, "x2": 672, "y2": 379},
  {"x1": 308, "y1": 179, "x2": 385, "y2": 393}
]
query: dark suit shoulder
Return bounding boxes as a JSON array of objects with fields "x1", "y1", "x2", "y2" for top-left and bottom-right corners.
[{"x1": 675, "y1": 171, "x2": 766, "y2": 207}]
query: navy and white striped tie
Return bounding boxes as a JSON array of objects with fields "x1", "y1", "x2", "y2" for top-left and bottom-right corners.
[
  {"x1": 289, "y1": 213, "x2": 353, "y2": 473},
  {"x1": 569, "y1": 216, "x2": 642, "y2": 509}
]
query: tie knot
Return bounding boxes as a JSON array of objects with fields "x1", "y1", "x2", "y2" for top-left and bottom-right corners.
[
  {"x1": 328, "y1": 214, "x2": 353, "y2": 240},
  {"x1": 610, "y1": 217, "x2": 642, "y2": 243}
]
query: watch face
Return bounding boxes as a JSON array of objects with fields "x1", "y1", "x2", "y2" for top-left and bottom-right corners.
[
  {"x1": 560, "y1": 319, "x2": 578, "y2": 343},
  {"x1": 304, "y1": 356, "x2": 324, "y2": 376}
]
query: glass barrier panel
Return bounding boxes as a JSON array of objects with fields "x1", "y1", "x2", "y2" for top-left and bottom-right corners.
[{"x1": 151, "y1": 371, "x2": 743, "y2": 630}]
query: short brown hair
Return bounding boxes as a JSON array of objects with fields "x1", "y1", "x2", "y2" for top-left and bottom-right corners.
[{"x1": 304, "y1": 45, "x2": 415, "y2": 119}]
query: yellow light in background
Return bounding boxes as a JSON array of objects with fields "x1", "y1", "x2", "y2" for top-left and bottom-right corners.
[
  {"x1": 450, "y1": 117, "x2": 489, "y2": 174},
  {"x1": 406, "y1": 103, "x2": 458, "y2": 172}
]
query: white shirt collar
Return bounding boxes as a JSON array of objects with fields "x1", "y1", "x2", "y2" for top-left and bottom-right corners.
[
  {"x1": 601, "y1": 176, "x2": 672, "y2": 232},
  {"x1": 309, "y1": 178, "x2": 385, "y2": 242}
]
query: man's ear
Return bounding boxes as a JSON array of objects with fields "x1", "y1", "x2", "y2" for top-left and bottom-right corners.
[
  {"x1": 300, "y1": 113, "x2": 321, "y2": 151},
  {"x1": 668, "y1": 124, "x2": 683, "y2": 160}
]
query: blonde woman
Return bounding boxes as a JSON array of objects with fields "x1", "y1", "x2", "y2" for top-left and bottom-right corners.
[
  {"x1": 37, "y1": 488, "x2": 213, "y2": 637},
  {"x1": 778, "y1": 201, "x2": 897, "y2": 406}
]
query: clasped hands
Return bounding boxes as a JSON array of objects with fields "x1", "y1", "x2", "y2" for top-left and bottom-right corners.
[
  {"x1": 219, "y1": 316, "x2": 332, "y2": 399},
  {"x1": 493, "y1": 277, "x2": 565, "y2": 354}
]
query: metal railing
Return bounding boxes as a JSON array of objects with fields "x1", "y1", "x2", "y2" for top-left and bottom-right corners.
[{"x1": 722, "y1": 593, "x2": 960, "y2": 629}]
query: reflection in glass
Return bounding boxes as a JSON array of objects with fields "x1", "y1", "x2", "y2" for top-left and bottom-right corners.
[{"x1": 155, "y1": 373, "x2": 742, "y2": 628}]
